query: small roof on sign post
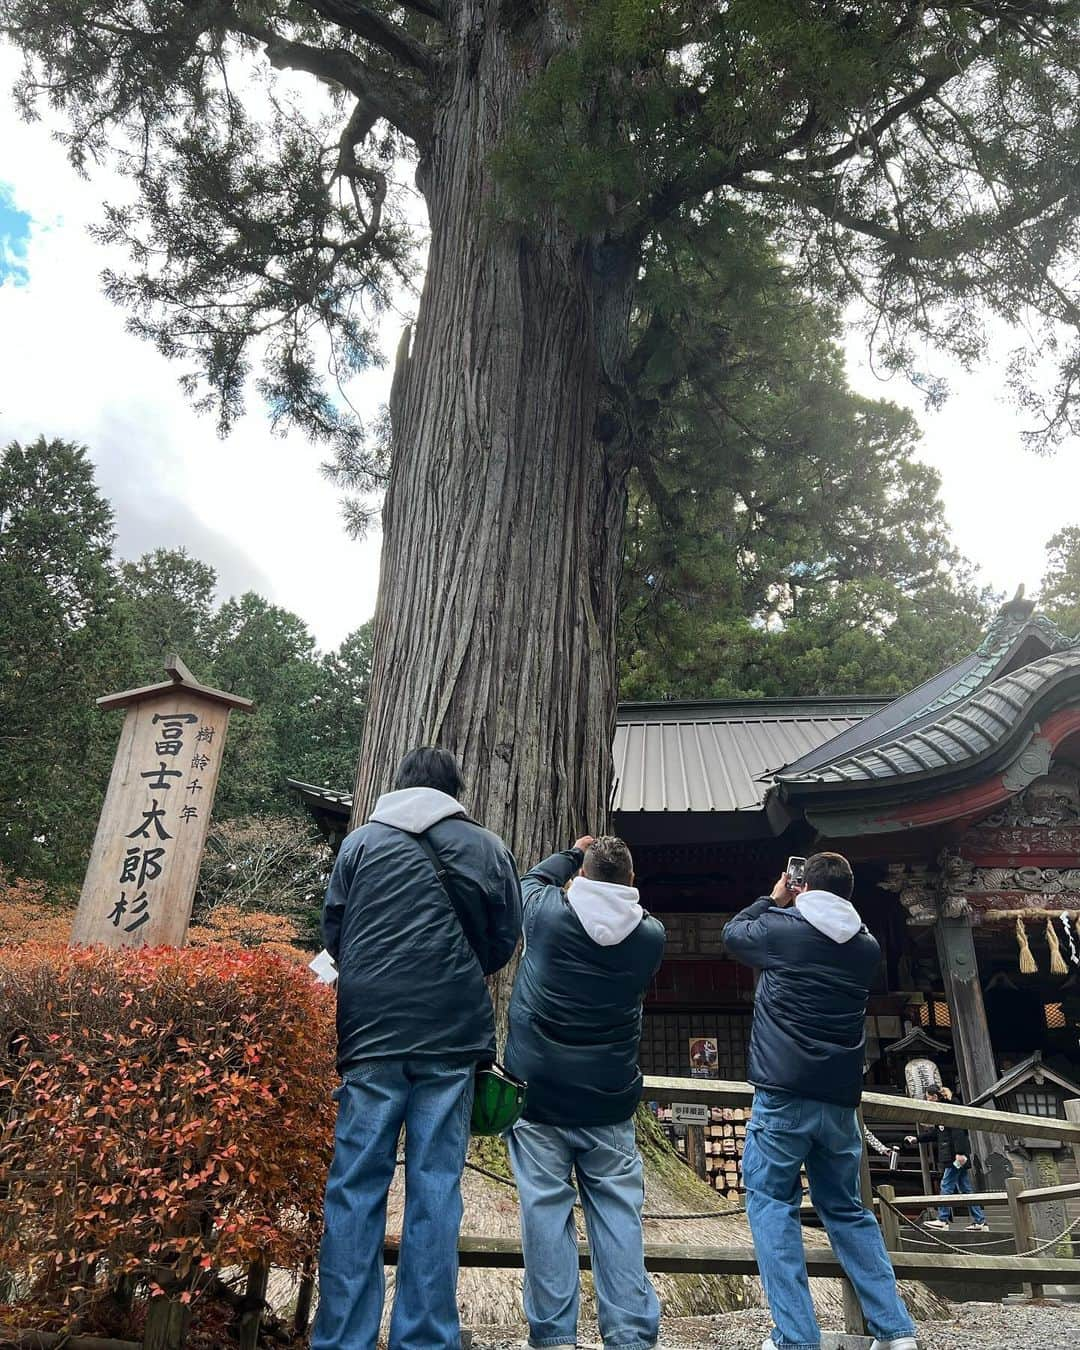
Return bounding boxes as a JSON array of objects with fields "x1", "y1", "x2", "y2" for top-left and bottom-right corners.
[{"x1": 95, "y1": 654, "x2": 255, "y2": 713}]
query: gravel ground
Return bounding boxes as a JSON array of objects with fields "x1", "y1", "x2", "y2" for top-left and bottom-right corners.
[{"x1": 469, "y1": 1301, "x2": 1080, "y2": 1349}]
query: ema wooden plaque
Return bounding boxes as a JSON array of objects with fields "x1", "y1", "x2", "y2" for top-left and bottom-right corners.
[{"x1": 70, "y1": 657, "x2": 253, "y2": 949}]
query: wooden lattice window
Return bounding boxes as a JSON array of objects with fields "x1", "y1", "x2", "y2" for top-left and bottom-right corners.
[
  {"x1": 932, "y1": 1000, "x2": 952, "y2": 1028},
  {"x1": 1012, "y1": 1088, "x2": 1060, "y2": 1117}
]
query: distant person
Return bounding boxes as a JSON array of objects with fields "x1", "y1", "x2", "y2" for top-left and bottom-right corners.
[
  {"x1": 906, "y1": 1086, "x2": 988, "y2": 1232},
  {"x1": 505, "y1": 835, "x2": 666, "y2": 1350},
  {"x1": 724, "y1": 852, "x2": 918, "y2": 1350},
  {"x1": 312, "y1": 747, "x2": 523, "y2": 1350}
]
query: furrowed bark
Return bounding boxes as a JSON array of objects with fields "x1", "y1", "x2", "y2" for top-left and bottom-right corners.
[{"x1": 352, "y1": 2, "x2": 633, "y2": 1022}]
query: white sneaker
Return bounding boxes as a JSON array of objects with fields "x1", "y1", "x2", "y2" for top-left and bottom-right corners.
[
  {"x1": 870, "y1": 1340, "x2": 918, "y2": 1350},
  {"x1": 965, "y1": 1222, "x2": 989, "y2": 1232},
  {"x1": 762, "y1": 1339, "x2": 779, "y2": 1350},
  {"x1": 922, "y1": 1218, "x2": 949, "y2": 1229}
]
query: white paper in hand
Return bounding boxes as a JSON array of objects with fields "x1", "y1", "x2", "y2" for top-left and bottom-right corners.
[{"x1": 309, "y1": 949, "x2": 339, "y2": 984}]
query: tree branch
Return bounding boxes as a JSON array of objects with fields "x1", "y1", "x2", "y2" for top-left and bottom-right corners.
[
  {"x1": 737, "y1": 177, "x2": 928, "y2": 256},
  {"x1": 228, "y1": 13, "x2": 432, "y2": 146},
  {"x1": 397, "y1": 0, "x2": 445, "y2": 19},
  {"x1": 639, "y1": 7, "x2": 1012, "y2": 232},
  {"x1": 300, "y1": 0, "x2": 436, "y2": 74}
]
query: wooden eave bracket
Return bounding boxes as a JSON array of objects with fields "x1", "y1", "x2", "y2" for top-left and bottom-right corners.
[{"x1": 95, "y1": 653, "x2": 255, "y2": 713}]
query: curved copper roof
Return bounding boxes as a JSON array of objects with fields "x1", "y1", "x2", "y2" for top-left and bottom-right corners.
[{"x1": 777, "y1": 647, "x2": 1080, "y2": 789}]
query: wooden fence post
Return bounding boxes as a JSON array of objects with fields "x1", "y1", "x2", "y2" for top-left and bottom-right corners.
[
  {"x1": 838, "y1": 1110, "x2": 872, "y2": 1335},
  {"x1": 143, "y1": 1294, "x2": 190, "y2": 1350},
  {"x1": 685, "y1": 1124, "x2": 707, "y2": 1181},
  {"x1": 237, "y1": 1257, "x2": 269, "y2": 1350},
  {"x1": 878, "y1": 1184, "x2": 901, "y2": 1253},
  {"x1": 1006, "y1": 1175, "x2": 1042, "y2": 1300},
  {"x1": 1066, "y1": 1099, "x2": 1080, "y2": 1181},
  {"x1": 294, "y1": 1256, "x2": 316, "y2": 1337}
]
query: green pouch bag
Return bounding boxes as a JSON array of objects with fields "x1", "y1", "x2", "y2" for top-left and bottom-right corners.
[{"x1": 472, "y1": 1062, "x2": 527, "y2": 1135}]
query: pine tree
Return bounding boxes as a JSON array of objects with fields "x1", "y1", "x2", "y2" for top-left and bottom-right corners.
[{"x1": 0, "y1": 438, "x2": 134, "y2": 882}]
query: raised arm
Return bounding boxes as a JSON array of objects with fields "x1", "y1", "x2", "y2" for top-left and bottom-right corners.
[
  {"x1": 721, "y1": 896, "x2": 774, "y2": 968},
  {"x1": 521, "y1": 836, "x2": 591, "y2": 907}
]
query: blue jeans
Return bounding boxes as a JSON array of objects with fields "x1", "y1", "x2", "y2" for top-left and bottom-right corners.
[
  {"x1": 743, "y1": 1089, "x2": 916, "y2": 1350},
  {"x1": 507, "y1": 1118, "x2": 660, "y2": 1350},
  {"x1": 312, "y1": 1059, "x2": 474, "y2": 1350},
  {"x1": 939, "y1": 1163, "x2": 985, "y2": 1224}
]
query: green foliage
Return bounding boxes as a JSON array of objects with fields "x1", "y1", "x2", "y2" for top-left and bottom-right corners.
[
  {"x1": 619, "y1": 216, "x2": 990, "y2": 700},
  {"x1": 306, "y1": 624, "x2": 374, "y2": 789},
  {"x1": 0, "y1": 440, "x2": 373, "y2": 884},
  {"x1": 205, "y1": 593, "x2": 321, "y2": 816},
  {"x1": 0, "y1": 438, "x2": 134, "y2": 883},
  {"x1": 1039, "y1": 527, "x2": 1080, "y2": 637},
  {"x1": 118, "y1": 546, "x2": 217, "y2": 678},
  {"x1": 494, "y1": 1, "x2": 1080, "y2": 442}
]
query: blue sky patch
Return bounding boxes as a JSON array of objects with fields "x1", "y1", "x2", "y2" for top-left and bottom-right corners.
[{"x1": 0, "y1": 182, "x2": 32, "y2": 286}]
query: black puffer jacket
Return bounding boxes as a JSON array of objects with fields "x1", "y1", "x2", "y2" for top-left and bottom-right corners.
[
  {"x1": 723, "y1": 892, "x2": 880, "y2": 1108},
  {"x1": 505, "y1": 849, "x2": 665, "y2": 1127},
  {"x1": 917, "y1": 1117, "x2": 974, "y2": 1167},
  {"x1": 322, "y1": 787, "x2": 522, "y2": 1073}
]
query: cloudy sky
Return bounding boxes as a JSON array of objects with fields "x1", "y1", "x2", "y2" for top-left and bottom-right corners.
[{"x1": 2, "y1": 42, "x2": 1078, "y2": 652}]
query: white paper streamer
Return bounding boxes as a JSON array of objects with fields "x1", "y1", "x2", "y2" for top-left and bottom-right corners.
[{"x1": 1060, "y1": 912, "x2": 1080, "y2": 967}]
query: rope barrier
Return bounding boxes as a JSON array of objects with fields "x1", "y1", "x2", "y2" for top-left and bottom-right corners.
[
  {"x1": 407, "y1": 1153, "x2": 1080, "y2": 1247},
  {"x1": 461, "y1": 1157, "x2": 747, "y2": 1220},
  {"x1": 875, "y1": 1188, "x2": 1080, "y2": 1256},
  {"x1": 393, "y1": 1156, "x2": 750, "y2": 1221}
]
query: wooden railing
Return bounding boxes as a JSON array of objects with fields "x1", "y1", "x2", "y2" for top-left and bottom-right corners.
[{"x1": 640, "y1": 1075, "x2": 1080, "y2": 1146}]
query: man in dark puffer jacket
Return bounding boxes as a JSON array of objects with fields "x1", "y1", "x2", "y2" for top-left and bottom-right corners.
[
  {"x1": 724, "y1": 851, "x2": 917, "y2": 1350},
  {"x1": 906, "y1": 1086, "x2": 987, "y2": 1231},
  {"x1": 312, "y1": 747, "x2": 521, "y2": 1350},
  {"x1": 505, "y1": 835, "x2": 665, "y2": 1350}
]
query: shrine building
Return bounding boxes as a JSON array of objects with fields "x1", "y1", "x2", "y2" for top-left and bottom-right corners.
[{"x1": 290, "y1": 593, "x2": 1080, "y2": 1180}]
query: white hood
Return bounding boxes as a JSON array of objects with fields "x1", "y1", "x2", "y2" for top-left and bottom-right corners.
[
  {"x1": 566, "y1": 875, "x2": 643, "y2": 947},
  {"x1": 795, "y1": 889, "x2": 863, "y2": 944},
  {"x1": 368, "y1": 787, "x2": 466, "y2": 833}
]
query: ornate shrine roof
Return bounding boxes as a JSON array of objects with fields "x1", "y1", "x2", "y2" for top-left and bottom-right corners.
[
  {"x1": 774, "y1": 595, "x2": 1079, "y2": 798},
  {"x1": 290, "y1": 599, "x2": 1080, "y2": 843}
]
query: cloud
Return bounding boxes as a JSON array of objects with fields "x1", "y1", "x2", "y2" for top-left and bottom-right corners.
[
  {"x1": 0, "y1": 181, "x2": 31, "y2": 287},
  {"x1": 0, "y1": 44, "x2": 385, "y2": 652}
]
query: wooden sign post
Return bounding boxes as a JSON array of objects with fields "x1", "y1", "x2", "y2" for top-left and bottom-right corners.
[{"x1": 70, "y1": 656, "x2": 253, "y2": 949}]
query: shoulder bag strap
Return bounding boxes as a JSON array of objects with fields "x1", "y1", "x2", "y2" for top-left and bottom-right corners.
[{"x1": 387, "y1": 823, "x2": 485, "y2": 966}]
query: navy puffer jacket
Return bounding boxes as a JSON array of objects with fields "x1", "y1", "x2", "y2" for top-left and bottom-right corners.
[
  {"x1": 322, "y1": 787, "x2": 522, "y2": 1073},
  {"x1": 723, "y1": 891, "x2": 880, "y2": 1108},
  {"x1": 505, "y1": 849, "x2": 665, "y2": 1127}
]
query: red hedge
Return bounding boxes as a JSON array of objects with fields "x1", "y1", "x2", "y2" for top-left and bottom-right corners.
[{"x1": 0, "y1": 943, "x2": 336, "y2": 1320}]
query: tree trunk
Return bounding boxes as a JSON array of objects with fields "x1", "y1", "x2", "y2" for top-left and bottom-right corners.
[{"x1": 353, "y1": 4, "x2": 633, "y2": 1018}]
